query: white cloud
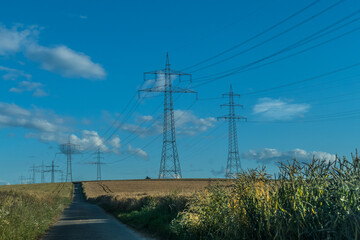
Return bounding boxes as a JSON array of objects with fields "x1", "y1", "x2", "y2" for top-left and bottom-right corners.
[
  {"x1": 253, "y1": 98, "x2": 310, "y2": 120},
  {"x1": 0, "y1": 65, "x2": 32, "y2": 80},
  {"x1": 69, "y1": 130, "x2": 108, "y2": 152},
  {"x1": 0, "y1": 24, "x2": 38, "y2": 55},
  {"x1": 0, "y1": 102, "x2": 62, "y2": 133},
  {"x1": 121, "y1": 121, "x2": 162, "y2": 138},
  {"x1": 0, "y1": 101, "x2": 136, "y2": 157},
  {"x1": 9, "y1": 81, "x2": 48, "y2": 97},
  {"x1": 242, "y1": 148, "x2": 336, "y2": 164},
  {"x1": 110, "y1": 136, "x2": 121, "y2": 149},
  {"x1": 127, "y1": 144, "x2": 148, "y2": 159},
  {"x1": 0, "y1": 24, "x2": 106, "y2": 80},
  {"x1": 174, "y1": 110, "x2": 217, "y2": 136},
  {"x1": 137, "y1": 115, "x2": 154, "y2": 123},
  {"x1": 26, "y1": 44, "x2": 106, "y2": 80},
  {"x1": 122, "y1": 110, "x2": 216, "y2": 137},
  {"x1": 79, "y1": 15, "x2": 88, "y2": 19}
]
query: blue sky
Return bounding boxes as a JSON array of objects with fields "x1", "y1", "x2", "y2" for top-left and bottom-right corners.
[{"x1": 1, "y1": 0, "x2": 360, "y2": 184}]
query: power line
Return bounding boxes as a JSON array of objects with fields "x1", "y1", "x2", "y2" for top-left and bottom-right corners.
[
  {"x1": 180, "y1": 0, "x2": 321, "y2": 71},
  {"x1": 192, "y1": 12, "x2": 360, "y2": 87},
  {"x1": 189, "y1": 0, "x2": 345, "y2": 73},
  {"x1": 242, "y1": 62, "x2": 360, "y2": 96}
]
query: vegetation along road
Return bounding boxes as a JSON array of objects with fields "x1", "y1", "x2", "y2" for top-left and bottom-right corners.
[{"x1": 43, "y1": 183, "x2": 150, "y2": 240}]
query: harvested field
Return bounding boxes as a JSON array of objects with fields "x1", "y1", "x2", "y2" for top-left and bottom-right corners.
[{"x1": 82, "y1": 178, "x2": 230, "y2": 199}]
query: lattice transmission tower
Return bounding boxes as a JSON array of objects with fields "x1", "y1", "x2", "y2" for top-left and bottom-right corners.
[
  {"x1": 139, "y1": 53, "x2": 197, "y2": 179},
  {"x1": 45, "y1": 159, "x2": 61, "y2": 183},
  {"x1": 29, "y1": 164, "x2": 40, "y2": 184},
  {"x1": 59, "y1": 137, "x2": 80, "y2": 182},
  {"x1": 218, "y1": 85, "x2": 246, "y2": 178},
  {"x1": 85, "y1": 148, "x2": 104, "y2": 181}
]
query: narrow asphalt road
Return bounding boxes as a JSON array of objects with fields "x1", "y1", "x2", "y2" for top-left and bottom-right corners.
[{"x1": 43, "y1": 183, "x2": 151, "y2": 240}]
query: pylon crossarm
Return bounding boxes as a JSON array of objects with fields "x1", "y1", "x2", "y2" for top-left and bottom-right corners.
[
  {"x1": 144, "y1": 70, "x2": 165, "y2": 75},
  {"x1": 223, "y1": 93, "x2": 240, "y2": 97},
  {"x1": 172, "y1": 86, "x2": 197, "y2": 94},
  {"x1": 138, "y1": 86, "x2": 165, "y2": 93},
  {"x1": 220, "y1": 103, "x2": 243, "y2": 108}
]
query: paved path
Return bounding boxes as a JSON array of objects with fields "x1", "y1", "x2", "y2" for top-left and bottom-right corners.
[{"x1": 43, "y1": 183, "x2": 150, "y2": 240}]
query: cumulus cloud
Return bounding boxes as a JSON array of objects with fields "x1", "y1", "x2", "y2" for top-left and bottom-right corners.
[
  {"x1": 0, "y1": 24, "x2": 38, "y2": 55},
  {"x1": 121, "y1": 121, "x2": 162, "y2": 138},
  {"x1": 69, "y1": 130, "x2": 108, "y2": 151},
  {"x1": 122, "y1": 110, "x2": 216, "y2": 137},
  {"x1": 110, "y1": 136, "x2": 121, "y2": 149},
  {"x1": 253, "y1": 98, "x2": 310, "y2": 120},
  {"x1": 0, "y1": 102, "x2": 62, "y2": 132},
  {"x1": 0, "y1": 102, "x2": 73, "y2": 144},
  {"x1": 127, "y1": 144, "x2": 148, "y2": 160},
  {"x1": 26, "y1": 44, "x2": 106, "y2": 80},
  {"x1": 174, "y1": 110, "x2": 217, "y2": 136},
  {"x1": 9, "y1": 81, "x2": 48, "y2": 97},
  {"x1": 0, "y1": 24, "x2": 106, "y2": 80},
  {"x1": 0, "y1": 101, "x2": 147, "y2": 158},
  {"x1": 242, "y1": 148, "x2": 336, "y2": 164}
]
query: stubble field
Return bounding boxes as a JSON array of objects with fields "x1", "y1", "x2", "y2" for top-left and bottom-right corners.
[{"x1": 83, "y1": 178, "x2": 229, "y2": 199}]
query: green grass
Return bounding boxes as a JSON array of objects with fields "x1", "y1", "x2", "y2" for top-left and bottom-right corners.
[
  {"x1": 116, "y1": 195, "x2": 187, "y2": 239},
  {"x1": 0, "y1": 182, "x2": 73, "y2": 240}
]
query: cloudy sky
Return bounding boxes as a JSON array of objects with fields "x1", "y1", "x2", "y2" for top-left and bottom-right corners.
[{"x1": 1, "y1": 0, "x2": 360, "y2": 183}]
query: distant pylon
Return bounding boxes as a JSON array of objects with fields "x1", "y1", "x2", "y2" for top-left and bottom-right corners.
[
  {"x1": 218, "y1": 85, "x2": 246, "y2": 178},
  {"x1": 59, "y1": 136, "x2": 80, "y2": 182},
  {"x1": 139, "y1": 53, "x2": 197, "y2": 179},
  {"x1": 29, "y1": 164, "x2": 40, "y2": 184},
  {"x1": 85, "y1": 148, "x2": 104, "y2": 181},
  {"x1": 41, "y1": 160, "x2": 45, "y2": 183},
  {"x1": 96, "y1": 148, "x2": 103, "y2": 181},
  {"x1": 45, "y1": 159, "x2": 60, "y2": 183},
  {"x1": 59, "y1": 170, "x2": 65, "y2": 182}
]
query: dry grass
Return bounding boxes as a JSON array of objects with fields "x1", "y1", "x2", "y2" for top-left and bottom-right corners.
[{"x1": 0, "y1": 182, "x2": 73, "y2": 240}]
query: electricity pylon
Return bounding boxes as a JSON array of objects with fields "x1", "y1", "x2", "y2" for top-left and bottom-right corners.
[
  {"x1": 139, "y1": 53, "x2": 197, "y2": 179},
  {"x1": 45, "y1": 159, "x2": 61, "y2": 183},
  {"x1": 218, "y1": 85, "x2": 246, "y2": 178},
  {"x1": 59, "y1": 170, "x2": 65, "y2": 182},
  {"x1": 59, "y1": 136, "x2": 80, "y2": 182},
  {"x1": 29, "y1": 164, "x2": 40, "y2": 184},
  {"x1": 86, "y1": 148, "x2": 104, "y2": 181},
  {"x1": 40, "y1": 160, "x2": 45, "y2": 183}
]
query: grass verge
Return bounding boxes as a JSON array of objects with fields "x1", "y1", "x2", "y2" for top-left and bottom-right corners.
[{"x1": 0, "y1": 182, "x2": 73, "y2": 240}]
